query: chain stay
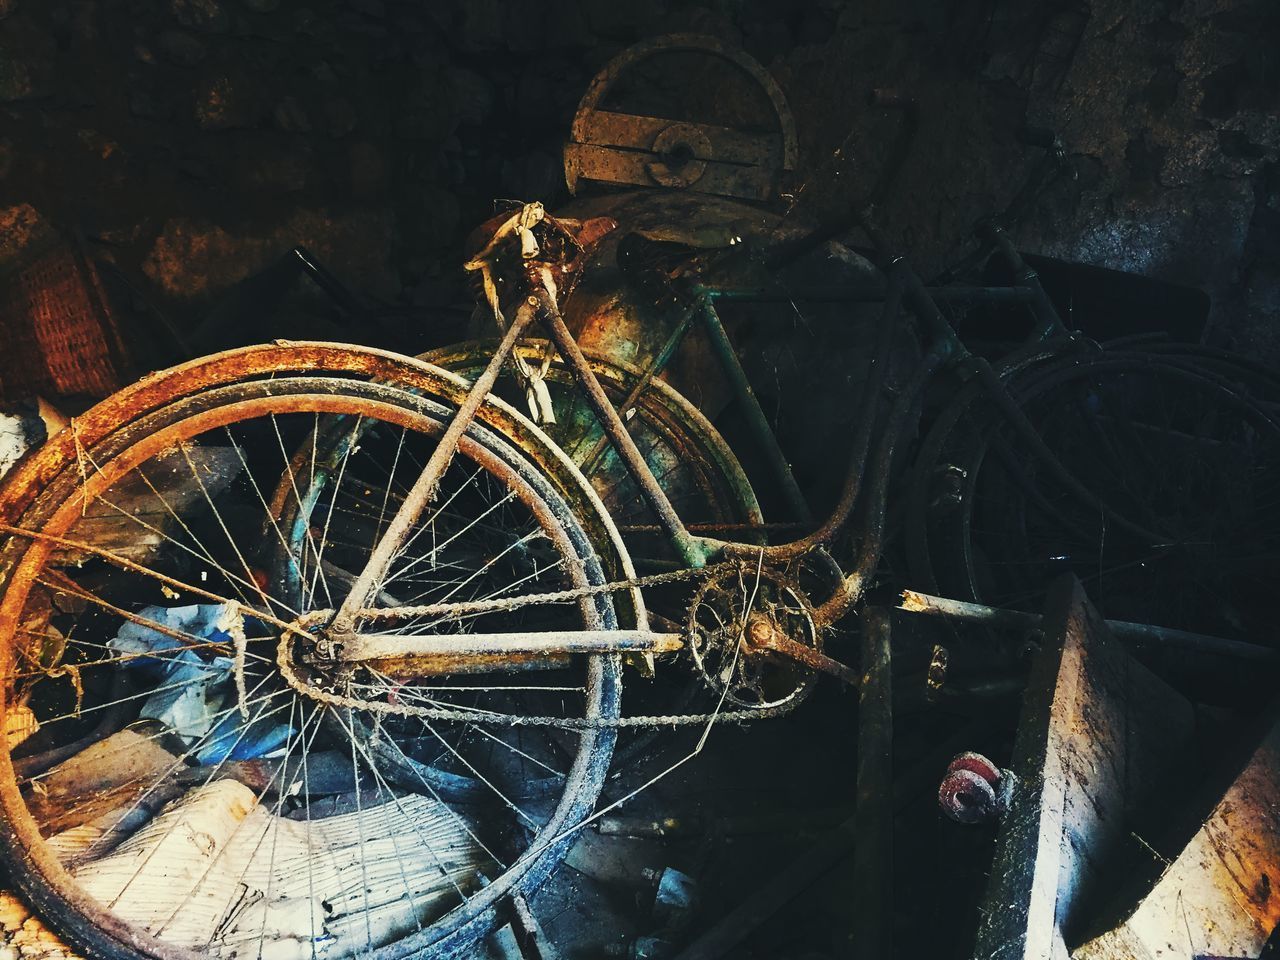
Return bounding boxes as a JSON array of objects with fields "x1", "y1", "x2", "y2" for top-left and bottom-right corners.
[{"x1": 279, "y1": 559, "x2": 802, "y2": 729}]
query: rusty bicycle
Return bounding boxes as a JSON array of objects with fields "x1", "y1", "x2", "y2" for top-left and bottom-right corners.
[{"x1": 0, "y1": 180, "x2": 1278, "y2": 960}]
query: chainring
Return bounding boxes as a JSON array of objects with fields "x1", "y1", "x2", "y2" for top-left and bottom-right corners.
[{"x1": 686, "y1": 563, "x2": 820, "y2": 710}]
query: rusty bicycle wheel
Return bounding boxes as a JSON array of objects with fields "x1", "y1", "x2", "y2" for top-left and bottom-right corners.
[{"x1": 0, "y1": 357, "x2": 632, "y2": 959}]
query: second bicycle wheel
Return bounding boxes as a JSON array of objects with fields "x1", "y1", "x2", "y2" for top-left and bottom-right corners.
[
  {"x1": 422, "y1": 340, "x2": 764, "y2": 561},
  {"x1": 908, "y1": 353, "x2": 1280, "y2": 643},
  {"x1": 0, "y1": 367, "x2": 625, "y2": 959}
]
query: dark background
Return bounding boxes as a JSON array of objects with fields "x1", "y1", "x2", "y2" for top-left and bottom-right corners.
[
  {"x1": 1, "y1": 3, "x2": 1279, "y2": 957},
  {"x1": 1, "y1": 0, "x2": 1277, "y2": 359}
]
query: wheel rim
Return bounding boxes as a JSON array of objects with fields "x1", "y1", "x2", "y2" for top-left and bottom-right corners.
[
  {"x1": 0, "y1": 377, "x2": 621, "y2": 959},
  {"x1": 920, "y1": 357, "x2": 1280, "y2": 642},
  {"x1": 422, "y1": 340, "x2": 763, "y2": 548}
]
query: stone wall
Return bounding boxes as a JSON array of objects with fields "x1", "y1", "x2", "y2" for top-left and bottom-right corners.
[{"x1": 0, "y1": 0, "x2": 1276, "y2": 362}]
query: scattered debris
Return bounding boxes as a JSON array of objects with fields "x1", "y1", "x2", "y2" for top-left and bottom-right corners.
[
  {"x1": 109, "y1": 603, "x2": 292, "y2": 763},
  {"x1": 646, "y1": 866, "x2": 698, "y2": 928}
]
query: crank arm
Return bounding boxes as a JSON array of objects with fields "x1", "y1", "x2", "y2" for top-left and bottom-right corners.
[{"x1": 750, "y1": 632, "x2": 860, "y2": 687}]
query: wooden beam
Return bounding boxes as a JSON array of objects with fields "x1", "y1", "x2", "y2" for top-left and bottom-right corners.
[
  {"x1": 1073, "y1": 704, "x2": 1280, "y2": 960},
  {"x1": 972, "y1": 575, "x2": 1196, "y2": 960}
]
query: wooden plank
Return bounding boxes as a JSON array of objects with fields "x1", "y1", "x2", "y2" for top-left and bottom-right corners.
[
  {"x1": 563, "y1": 142, "x2": 776, "y2": 200},
  {"x1": 972, "y1": 575, "x2": 1196, "y2": 960},
  {"x1": 573, "y1": 110, "x2": 779, "y2": 165},
  {"x1": 1073, "y1": 706, "x2": 1280, "y2": 960}
]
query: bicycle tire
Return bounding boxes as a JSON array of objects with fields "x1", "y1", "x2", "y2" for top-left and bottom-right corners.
[{"x1": 0, "y1": 347, "x2": 636, "y2": 959}]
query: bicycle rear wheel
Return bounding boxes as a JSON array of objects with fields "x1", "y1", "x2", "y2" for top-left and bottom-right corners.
[
  {"x1": 908, "y1": 353, "x2": 1280, "y2": 643},
  {"x1": 0, "y1": 364, "x2": 625, "y2": 959}
]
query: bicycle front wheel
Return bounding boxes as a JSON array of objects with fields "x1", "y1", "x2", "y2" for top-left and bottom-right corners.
[{"x1": 0, "y1": 370, "x2": 623, "y2": 959}]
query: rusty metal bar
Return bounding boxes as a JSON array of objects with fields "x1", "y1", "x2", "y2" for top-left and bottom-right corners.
[
  {"x1": 616, "y1": 520, "x2": 810, "y2": 535},
  {"x1": 579, "y1": 305, "x2": 696, "y2": 477},
  {"x1": 812, "y1": 344, "x2": 949, "y2": 626},
  {"x1": 691, "y1": 289, "x2": 812, "y2": 523},
  {"x1": 900, "y1": 590, "x2": 1041, "y2": 632},
  {"x1": 718, "y1": 270, "x2": 905, "y2": 567},
  {"x1": 596, "y1": 805, "x2": 853, "y2": 839},
  {"x1": 853, "y1": 606, "x2": 893, "y2": 959},
  {"x1": 334, "y1": 629, "x2": 683, "y2": 661},
  {"x1": 331, "y1": 302, "x2": 538, "y2": 631},
  {"x1": 898, "y1": 589, "x2": 1280, "y2": 664},
  {"x1": 538, "y1": 291, "x2": 710, "y2": 568},
  {"x1": 747, "y1": 629, "x2": 859, "y2": 686},
  {"x1": 974, "y1": 220, "x2": 1067, "y2": 340},
  {"x1": 710, "y1": 285, "x2": 1037, "y2": 305}
]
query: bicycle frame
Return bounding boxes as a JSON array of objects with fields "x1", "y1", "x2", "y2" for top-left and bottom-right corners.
[{"x1": 325, "y1": 221, "x2": 1074, "y2": 658}]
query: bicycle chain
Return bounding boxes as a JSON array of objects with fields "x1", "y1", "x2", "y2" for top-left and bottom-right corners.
[{"x1": 276, "y1": 560, "x2": 804, "y2": 729}]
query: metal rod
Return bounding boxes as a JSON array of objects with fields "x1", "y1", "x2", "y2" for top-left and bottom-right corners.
[
  {"x1": 720, "y1": 271, "x2": 905, "y2": 566},
  {"x1": 579, "y1": 307, "x2": 695, "y2": 476},
  {"x1": 331, "y1": 302, "x2": 538, "y2": 631},
  {"x1": 335, "y1": 630, "x2": 684, "y2": 661},
  {"x1": 853, "y1": 207, "x2": 966, "y2": 362},
  {"x1": 748, "y1": 628, "x2": 859, "y2": 686},
  {"x1": 596, "y1": 806, "x2": 854, "y2": 839},
  {"x1": 692, "y1": 288, "x2": 813, "y2": 523},
  {"x1": 710, "y1": 285, "x2": 1037, "y2": 305},
  {"x1": 853, "y1": 606, "x2": 893, "y2": 960},
  {"x1": 900, "y1": 590, "x2": 1040, "y2": 631},
  {"x1": 616, "y1": 521, "x2": 811, "y2": 535},
  {"x1": 813, "y1": 344, "x2": 949, "y2": 626},
  {"x1": 539, "y1": 291, "x2": 709, "y2": 568},
  {"x1": 974, "y1": 220, "x2": 1066, "y2": 340},
  {"x1": 899, "y1": 589, "x2": 1280, "y2": 664}
]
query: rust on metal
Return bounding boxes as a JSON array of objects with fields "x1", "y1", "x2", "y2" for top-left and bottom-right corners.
[
  {"x1": 329, "y1": 303, "x2": 540, "y2": 631},
  {"x1": 331, "y1": 629, "x2": 684, "y2": 665},
  {"x1": 898, "y1": 588, "x2": 1280, "y2": 664},
  {"x1": 353, "y1": 652, "x2": 575, "y2": 678},
  {"x1": 564, "y1": 34, "x2": 797, "y2": 201},
  {"x1": 938, "y1": 768, "x2": 998, "y2": 825},
  {"x1": 938, "y1": 752, "x2": 1004, "y2": 825},
  {"x1": 742, "y1": 616, "x2": 858, "y2": 686},
  {"x1": 539, "y1": 291, "x2": 710, "y2": 567}
]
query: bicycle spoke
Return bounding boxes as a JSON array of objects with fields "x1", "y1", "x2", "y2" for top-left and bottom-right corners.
[{"x1": 0, "y1": 368, "x2": 622, "y2": 957}]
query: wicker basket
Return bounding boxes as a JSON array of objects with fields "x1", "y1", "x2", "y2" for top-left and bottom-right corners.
[{"x1": 0, "y1": 237, "x2": 131, "y2": 403}]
